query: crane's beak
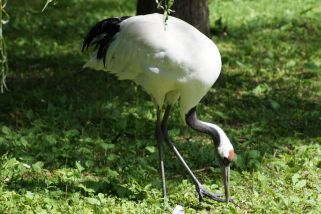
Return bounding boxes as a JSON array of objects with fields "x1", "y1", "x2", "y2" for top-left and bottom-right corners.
[{"x1": 221, "y1": 163, "x2": 230, "y2": 203}]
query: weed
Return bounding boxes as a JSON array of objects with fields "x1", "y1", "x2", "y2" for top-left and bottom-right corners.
[{"x1": 0, "y1": 0, "x2": 320, "y2": 213}]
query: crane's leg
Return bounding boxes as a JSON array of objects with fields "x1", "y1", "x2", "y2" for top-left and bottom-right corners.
[
  {"x1": 156, "y1": 107, "x2": 167, "y2": 200},
  {"x1": 161, "y1": 106, "x2": 225, "y2": 203}
]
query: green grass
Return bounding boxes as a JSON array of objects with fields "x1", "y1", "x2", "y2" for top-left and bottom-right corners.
[{"x1": 1, "y1": 0, "x2": 321, "y2": 213}]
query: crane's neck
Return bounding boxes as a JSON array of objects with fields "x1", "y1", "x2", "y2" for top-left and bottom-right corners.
[{"x1": 185, "y1": 107, "x2": 220, "y2": 146}]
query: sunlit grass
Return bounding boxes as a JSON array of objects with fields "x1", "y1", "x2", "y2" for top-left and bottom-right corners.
[{"x1": 0, "y1": 0, "x2": 320, "y2": 213}]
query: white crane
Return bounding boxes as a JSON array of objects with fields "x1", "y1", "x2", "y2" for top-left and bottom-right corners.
[{"x1": 82, "y1": 13, "x2": 235, "y2": 204}]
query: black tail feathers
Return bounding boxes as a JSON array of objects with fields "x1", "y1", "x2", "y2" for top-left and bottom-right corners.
[{"x1": 82, "y1": 16, "x2": 130, "y2": 66}]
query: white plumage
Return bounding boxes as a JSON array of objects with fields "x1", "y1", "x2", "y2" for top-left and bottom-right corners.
[
  {"x1": 83, "y1": 13, "x2": 234, "y2": 204},
  {"x1": 84, "y1": 13, "x2": 221, "y2": 121}
]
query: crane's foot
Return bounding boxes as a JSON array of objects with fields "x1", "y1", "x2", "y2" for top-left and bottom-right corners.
[{"x1": 196, "y1": 185, "x2": 231, "y2": 204}]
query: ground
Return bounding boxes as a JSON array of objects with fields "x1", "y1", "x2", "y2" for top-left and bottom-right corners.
[{"x1": 0, "y1": 0, "x2": 320, "y2": 213}]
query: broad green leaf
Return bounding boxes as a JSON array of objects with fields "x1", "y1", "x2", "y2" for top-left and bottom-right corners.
[
  {"x1": 78, "y1": 184, "x2": 95, "y2": 194},
  {"x1": 252, "y1": 83, "x2": 272, "y2": 97},
  {"x1": 291, "y1": 173, "x2": 300, "y2": 184},
  {"x1": 25, "y1": 191, "x2": 34, "y2": 200},
  {"x1": 100, "y1": 142, "x2": 115, "y2": 150},
  {"x1": 145, "y1": 146, "x2": 155, "y2": 153},
  {"x1": 85, "y1": 160, "x2": 94, "y2": 168},
  {"x1": 20, "y1": 137, "x2": 28, "y2": 147},
  {"x1": 76, "y1": 161, "x2": 84, "y2": 172},
  {"x1": 87, "y1": 197, "x2": 100, "y2": 206},
  {"x1": 32, "y1": 161, "x2": 44, "y2": 172},
  {"x1": 1, "y1": 126, "x2": 11, "y2": 135},
  {"x1": 106, "y1": 168, "x2": 119, "y2": 178},
  {"x1": 295, "y1": 180, "x2": 307, "y2": 189}
]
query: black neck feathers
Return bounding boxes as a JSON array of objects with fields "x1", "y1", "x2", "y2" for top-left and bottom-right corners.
[{"x1": 185, "y1": 107, "x2": 220, "y2": 145}]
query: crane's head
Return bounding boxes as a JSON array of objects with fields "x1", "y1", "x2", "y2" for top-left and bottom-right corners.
[
  {"x1": 185, "y1": 108, "x2": 235, "y2": 203},
  {"x1": 205, "y1": 122, "x2": 235, "y2": 202}
]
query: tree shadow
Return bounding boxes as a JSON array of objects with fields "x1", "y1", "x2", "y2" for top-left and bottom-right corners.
[
  {"x1": 1, "y1": 0, "x2": 321, "y2": 201},
  {"x1": 207, "y1": 15, "x2": 321, "y2": 137}
]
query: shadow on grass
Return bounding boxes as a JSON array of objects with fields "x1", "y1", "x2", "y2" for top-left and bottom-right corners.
[
  {"x1": 7, "y1": 0, "x2": 135, "y2": 46},
  {"x1": 208, "y1": 15, "x2": 321, "y2": 138},
  {"x1": 1, "y1": 0, "x2": 321, "y2": 200},
  {"x1": 7, "y1": 173, "x2": 148, "y2": 201}
]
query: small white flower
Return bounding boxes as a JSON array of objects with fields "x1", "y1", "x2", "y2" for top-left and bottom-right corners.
[{"x1": 173, "y1": 205, "x2": 184, "y2": 214}]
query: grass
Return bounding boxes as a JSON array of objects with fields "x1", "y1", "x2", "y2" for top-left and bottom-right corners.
[{"x1": 0, "y1": 0, "x2": 321, "y2": 213}]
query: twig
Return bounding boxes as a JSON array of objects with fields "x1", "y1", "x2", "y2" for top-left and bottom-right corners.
[
  {"x1": 0, "y1": 0, "x2": 9, "y2": 93},
  {"x1": 156, "y1": 0, "x2": 174, "y2": 28}
]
